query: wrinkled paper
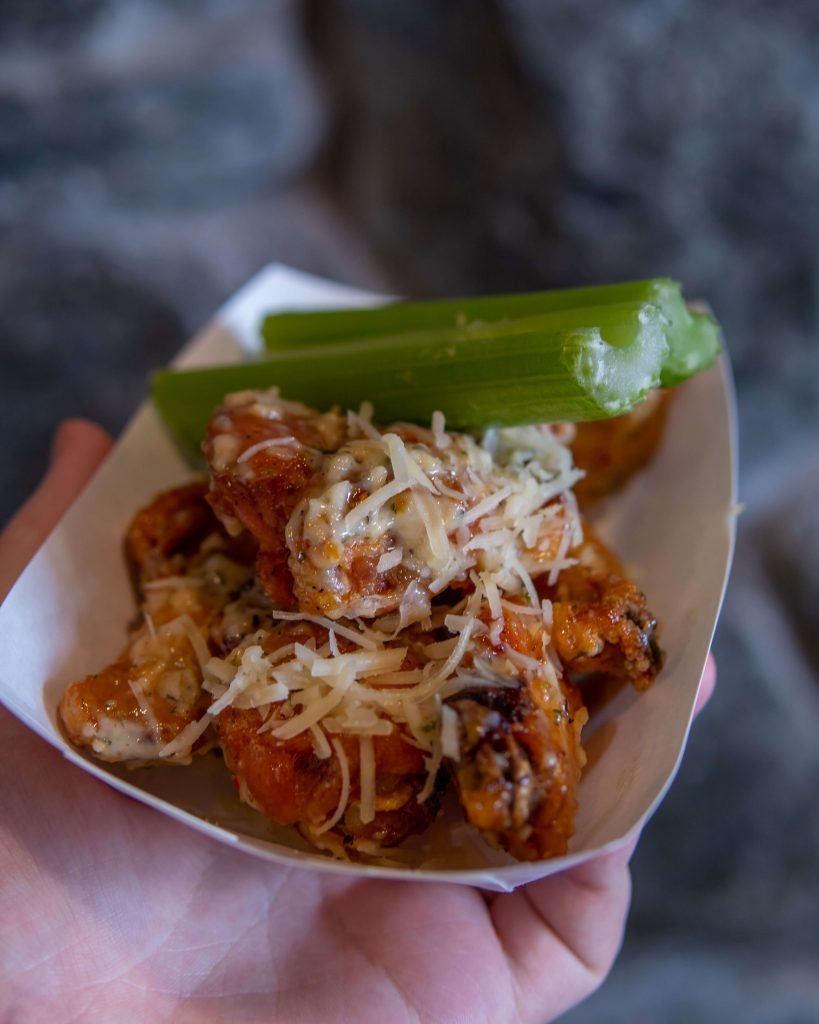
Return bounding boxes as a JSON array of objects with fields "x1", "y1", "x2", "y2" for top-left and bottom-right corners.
[{"x1": 0, "y1": 265, "x2": 737, "y2": 891}]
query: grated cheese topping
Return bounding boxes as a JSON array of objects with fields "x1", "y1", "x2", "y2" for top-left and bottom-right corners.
[
  {"x1": 144, "y1": 399, "x2": 585, "y2": 837},
  {"x1": 163, "y1": 569, "x2": 566, "y2": 827},
  {"x1": 286, "y1": 408, "x2": 584, "y2": 620}
]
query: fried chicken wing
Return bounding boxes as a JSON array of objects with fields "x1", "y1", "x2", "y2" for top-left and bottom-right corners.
[
  {"x1": 284, "y1": 422, "x2": 464, "y2": 619},
  {"x1": 204, "y1": 390, "x2": 347, "y2": 607},
  {"x1": 548, "y1": 532, "x2": 663, "y2": 690},
  {"x1": 217, "y1": 708, "x2": 439, "y2": 851},
  {"x1": 59, "y1": 484, "x2": 258, "y2": 763},
  {"x1": 213, "y1": 621, "x2": 443, "y2": 852},
  {"x1": 212, "y1": 601, "x2": 586, "y2": 859},
  {"x1": 447, "y1": 603, "x2": 587, "y2": 860},
  {"x1": 286, "y1": 419, "x2": 582, "y2": 620},
  {"x1": 125, "y1": 480, "x2": 217, "y2": 585},
  {"x1": 125, "y1": 479, "x2": 257, "y2": 587},
  {"x1": 450, "y1": 685, "x2": 584, "y2": 860},
  {"x1": 204, "y1": 391, "x2": 582, "y2": 622},
  {"x1": 571, "y1": 389, "x2": 670, "y2": 506},
  {"x1": 59, "y1": 594, "x2": 214, "y2": 763}
]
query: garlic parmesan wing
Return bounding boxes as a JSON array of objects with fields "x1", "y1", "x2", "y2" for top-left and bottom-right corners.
[
  {"x1": 548, "y1": 531, "x2": 663, "y2": 691},
  {"x1": 59, "y1": 484, "x2": 258, "y2": 764},
  {"x1": 286, "y1": 418, "x2": 584, "y2": 622},
  {"x1": 59, "y1": 597, "x2": 214, "y2": 764},
  {"x1": 203, "y1": 390, "x2": 348, "y2": 607},
  {"x1": 210, "y1": 620, "x2": 444, "y2": 852},
  {"x1": 571, "y1": 389, "x2": 671, "y2": 506},
  {"x1": 447, "y1": 602, "x2": 587, "y2": 861}
]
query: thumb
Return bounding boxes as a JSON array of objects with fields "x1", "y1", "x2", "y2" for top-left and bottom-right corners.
[{"x1": 0, "y1": 419, "x2": 113, "y2": 601}]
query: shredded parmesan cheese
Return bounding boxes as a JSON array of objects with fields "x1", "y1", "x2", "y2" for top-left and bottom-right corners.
[
  {"x1": 310, "y1": 723, "x2": 332, "y2": 760},
  {"x1": 315, "y1": 739, "x2": 351, "y2": 834},
  {"x1": 440, "y1": 704, "x2": 460, "y2": 761},
  {"x1": 237, "y1": 436, "x2": 296, "y2": 463},
  {"x1": 344, "y1": 477, "x2": 410, "y2": 532},
  {"x1": 143, "y1": 576, "x2": 203, "y2": 591},
  {"x1": 479, "y1": 571, "x2": 503, "y2": 621},
  {"x1": 158, "y1": 714, "x2": 213, "y2": 759},
  {"x1": 269, "y1": 610, "x2": 378, "y2": 651},
  {"x1": 376, "y1": 548, "x2": 404, "y2": 573},
  {"x1": 267, "y1": 684, "x2": 351, "y2": 740},
  {"x1": 136, "y1": 393, "x2": 588, "y2": 838},
  {"x1": 431, "y1": 410, "x2": 450, "y2": 449},
  {"x1": 417, "y1": 738, "x2": 443, "y2": 804},
  {"x1": 460, "y1": 484, "x2": 514, "y2": 526}
]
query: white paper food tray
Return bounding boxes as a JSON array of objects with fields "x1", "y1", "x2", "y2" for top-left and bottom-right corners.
[{"x1": 0, "y1": 265, "x2": 737, "y2": 891}]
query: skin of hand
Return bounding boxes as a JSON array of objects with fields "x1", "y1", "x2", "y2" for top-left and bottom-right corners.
[{"x1": 0, "y1": 420, "x2": 716, "y2": 1024}]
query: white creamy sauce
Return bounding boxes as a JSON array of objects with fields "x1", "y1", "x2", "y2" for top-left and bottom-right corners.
[{"x1": 286, "y1": 414, "x2": 584, "y2": 619}]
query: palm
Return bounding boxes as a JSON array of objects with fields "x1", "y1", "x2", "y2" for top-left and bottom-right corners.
[
  {"x1": 3, "y1": 423, "x2": 711, "y2": 1023},
  {"x1": 1, "y1": 707, "x2": 624, "y2": 1023}
]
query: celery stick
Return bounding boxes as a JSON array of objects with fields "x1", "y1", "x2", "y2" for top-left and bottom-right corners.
[
  {"x1": 261, "y1": 277, "x2": 721, "y2": 388},
  {"x1": 660, "y1": 309, "x2": 722, "y2": 386},
  {"x1": 153, "y1": 301, "x2": 668, "y2": 461},
  {"x1": 261, "y1": 279, "x2": 669, "y2": 347}
]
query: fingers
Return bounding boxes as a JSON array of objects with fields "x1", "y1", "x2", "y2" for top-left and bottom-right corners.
[
  {"x1": 0, "y1": 419, "x2": 113, "y2": 601},
  {"x1": 50, "y1": 418, "x2": 113, "y2": 475},
  {"x1": 492, "y1": 653, "x2": 718, "y2": 1021},
  {"x1": 491, "y1": 844, "x2": 633, "y2": 1023}
]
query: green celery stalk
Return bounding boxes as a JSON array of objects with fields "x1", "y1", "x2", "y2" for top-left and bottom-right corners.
[
  {"x1": 260, "y1": 278, "x2": 721, "y2": 387},
  {"x1": 660, "y1": 306, "x2": 722, "y2": 386},
  {"x1": 153, "y1": 301, "x2": 668, "y2": 461}
]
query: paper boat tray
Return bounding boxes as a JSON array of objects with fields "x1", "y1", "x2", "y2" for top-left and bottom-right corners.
[{"x1": 0, "y1": 266, "x2": 737, "y2": 892}]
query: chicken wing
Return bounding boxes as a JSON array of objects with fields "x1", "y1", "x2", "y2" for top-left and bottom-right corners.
[
  {"x1": 203, "y1": 389, "x2": 348, "y2": 607},
  {"x1": 213, "y1": 620, "x2": 444, "y2": 853},
  {"x1": 217, "y1": 708, "x2": 440, "y2": 852},
  {"x1": 548, "y1": 532, "x2": 663, "y2": 690},
  {"x1": 204, "y1": 390, "x2": 583, "y2": 623},
  {"x1": 59, "y1": 483, "x2": 258, "y2": 763},
  {"x1": 571, "y1": 389, "x2": 670, "y2": 506},
  {"x1": 447, "y1": 602, "x2": 587, "y2": 860},
  {"x1": 286, "y1": 418, "x2": 582, "y2": 621}
]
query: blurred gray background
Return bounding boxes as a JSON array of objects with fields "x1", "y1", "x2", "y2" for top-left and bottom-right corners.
[{"x1": 1, "y1": 2, "x2": 818, "y2": 1021}]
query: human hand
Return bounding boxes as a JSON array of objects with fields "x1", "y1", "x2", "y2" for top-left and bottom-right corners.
[{"x1": 0, "y1": 421, "x2": 716, "y2": 1024}]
